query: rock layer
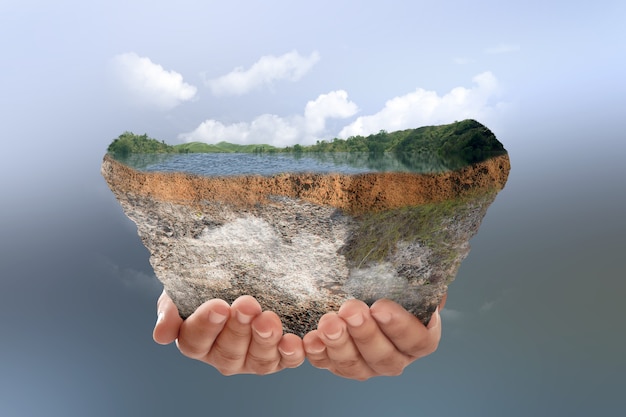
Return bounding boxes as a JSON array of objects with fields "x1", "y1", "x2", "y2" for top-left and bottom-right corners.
[{"x1": 102, "y1": 153, "x2": 510, "y2": 336}]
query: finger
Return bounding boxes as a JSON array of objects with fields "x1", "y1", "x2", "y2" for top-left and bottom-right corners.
[
  {"x1": 317, "y1": 312, "x2": 375, "y2": 380},
  {"x1": 207, "y1": 295, "x2": 262, "y2": 375},
  {"x1": 153, "y1": 290, "x2": 184, "y2": 345},
  {"x1": 338, "y1": 299, "x2": 410, "y2": 376},
  {"x1": 176, "y1": 299, "x2": 230, "y2": 359},
  {"x1": 370, "y1": 299, "x2": 442, "y2": 359},
  {"x1": 303, "y1": 330, "x2": 331, "y2": 369},
  {"x1": 419, "y1": 307, "x2": 443, "y2": 357},
  {"x1": 245, "y1": 311, "x2": 284, "y2": 374},
  {"x1": 278, "y1": 333, "x2": 306, "y2": 369},
  {"x1": 426, "y1": 307, "x2": 442, "y2": 337}
]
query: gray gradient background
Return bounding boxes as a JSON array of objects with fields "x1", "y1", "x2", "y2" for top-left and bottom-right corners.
[{"x1": 1, "y1": 1, "x2": 625, "y2": 416}]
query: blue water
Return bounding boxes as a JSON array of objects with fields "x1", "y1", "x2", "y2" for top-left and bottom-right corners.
[{"x1": 115, "y1": 151, "x2": 468, "y2": 176}]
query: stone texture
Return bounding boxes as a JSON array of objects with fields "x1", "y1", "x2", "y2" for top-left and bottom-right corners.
[{"x1": 102, "y1": 153, "x2": 510, "y2": 336}]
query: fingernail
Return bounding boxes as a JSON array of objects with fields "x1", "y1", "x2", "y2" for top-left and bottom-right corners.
[
  {"x1": 345, "y1": 312, "x2": 364, "y2": 327},
  {"x1": 324, "y1": 326, "x2": 343, "y2": 340},
  {"x1": 306, "y1": 345, "x2": 326, "y2": 354},
  {"x1": 427, "y1": 307, "x2": 440, "y2": 330},
  {"x1": 371, "y1": 311, "x2": 392, "y2": 324},
  {"x1": 236, "y1": 310, "x2": 254, "y2": 324},
  {"x1": 209, "y1": 311, "x2": 227, "y2": 324},
  {"x1": 278, "y1": 346, "x2": 295, "y2": 356},
  {"x1": 156, "y1": 311, "x2": 164, "y2": 324},
  {"x1": 254, "y1": 327, "x2": 273, "y2": 339}
]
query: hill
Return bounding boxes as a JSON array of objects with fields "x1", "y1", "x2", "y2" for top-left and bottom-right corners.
[{"x1": 106, "y1": 120, "x2": 506, "y2": 164}]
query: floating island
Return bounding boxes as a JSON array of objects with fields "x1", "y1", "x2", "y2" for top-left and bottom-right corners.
[{"x1": 102, "y1": 119, "x2": 510, "y2": 336}]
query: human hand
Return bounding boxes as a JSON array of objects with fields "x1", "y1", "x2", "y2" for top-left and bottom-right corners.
[
  {"x1": 153, "y1": 291, "x2": 305, "y2": 375},
  {"x1": 303, "y1": 294, "x2": 446, "y2": 381}
]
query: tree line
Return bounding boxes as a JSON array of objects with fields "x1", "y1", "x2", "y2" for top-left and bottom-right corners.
[{"x1": 107, "y1": 120, "x2": 506, "y2": 164}]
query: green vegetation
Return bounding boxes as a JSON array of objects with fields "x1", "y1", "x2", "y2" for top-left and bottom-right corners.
[
  {"x1": 107, "y1": 120, "x2": 506, "y2": 164},
  {"x1": 176, "y1": 141, "x2": 279, "y2": 154},
  {"x1": 392, "y1": 119, "x2": 506, "y2": 163},
  {"x1": 107, "y1": 133, "x2": 279, "y2": 155},
  {"x1": 290, "y1": 129, "x2": 409, "y2": 153},
  {"x1": 340, "y1": 191, "x2": 497, "y2": 274},
  {"x1": 107, "y1": 132, "x2": 176, "y2": 155},
  {"x1": 282, "y1": 119, "x2": 505, "y2": 163}
]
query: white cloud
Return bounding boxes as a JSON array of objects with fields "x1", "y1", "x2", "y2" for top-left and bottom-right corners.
[
  {"x1": 110, "y1": 52, "x2": 197, "y2": 110},
  {"x1": 484, "y1": 43, "x2": 520, "y2": 54},
  {"x1": 179, "y1": 72, "x2": 509, "y2": 147},
  {"x1": 183, "y1": 116, "x2": 300, "y2": 147},
  {"x1": 304, "y1": 90, "x2": 359, "y2": 133},
  {"x1": 179, "y1": 90, "x2": 357, "y2": 147},
  {"x1": 206, "y1": 50, "x2": 320, "y2": 96},
  {"x1": 338, "y1": 72, "x2": 503, "y2": 138}
]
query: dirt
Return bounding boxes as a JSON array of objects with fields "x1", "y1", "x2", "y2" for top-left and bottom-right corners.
[{"x1": 101, "y1": 153, "x2": 510, "y2": 215}]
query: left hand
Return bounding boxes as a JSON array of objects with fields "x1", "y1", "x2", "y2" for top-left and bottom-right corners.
[
  {"x1": 303, "y1": 294, "x2": 446, "y2": 381},
  {"x1": 153, "y1": 291, "x2": 305, "y2": 375}
]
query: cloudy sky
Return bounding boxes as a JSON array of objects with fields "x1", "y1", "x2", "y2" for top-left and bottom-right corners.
[
  {"x1": 110, "y1": 0, "x2": 621, "y2": 150},
  {"x1": 3, "y1": 0, "x2": 623, "y2": 157},
  {"x1": 1, "y1": 1, "x2": 625, "y2": 416}
]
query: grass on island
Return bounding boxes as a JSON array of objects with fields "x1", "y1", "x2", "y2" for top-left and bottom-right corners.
[{"x1": 340, "y1": 190, "x2": 497, "y2": 271}]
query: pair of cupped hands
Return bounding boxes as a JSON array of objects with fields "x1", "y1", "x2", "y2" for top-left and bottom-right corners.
[{"x1": 154, "y1": 291, "x2": 446, "y2": 381}]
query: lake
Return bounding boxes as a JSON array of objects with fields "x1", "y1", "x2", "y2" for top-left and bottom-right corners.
[{"x1": 113, "y1": 150, "x2": 484, "y2": 176}]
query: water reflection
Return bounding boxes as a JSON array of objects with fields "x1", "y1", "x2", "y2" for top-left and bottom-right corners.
[
  {"x1": 113, "y1": 152, "x2": 178, "y2": 170},
  {"x1": 298, "y1": 151, "x2": 468, "y2": 173},
  {"x1": 113, "y1": 150, "x2": 507, "y2": 176}
]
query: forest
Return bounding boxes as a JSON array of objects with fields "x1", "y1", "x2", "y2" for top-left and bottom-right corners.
[{"x1": 107, "y1": 119, "x2": 506, "y2": 164}]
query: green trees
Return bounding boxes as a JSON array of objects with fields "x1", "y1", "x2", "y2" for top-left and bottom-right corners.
[
  {"x1": 435, "y1": 120, "x2": 505, "y2": 163},
  {"x1": 392, "y1": 119, "x2": 505, "y2": 164},
  {"x1": 107, "y1": 132, "x2": 175, "y2": 155},
  {"x1": 106, "y1": 120, "x2": 506, "y2": 165}
]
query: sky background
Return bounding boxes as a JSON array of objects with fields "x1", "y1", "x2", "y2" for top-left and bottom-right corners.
[{"x1": 1, "y1": 1, "x2": 625, "y2": 416}]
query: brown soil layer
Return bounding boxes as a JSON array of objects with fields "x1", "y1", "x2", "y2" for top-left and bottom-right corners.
[{"x1": 102, "y1": 153, "x2": 510, "y2": 215}]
